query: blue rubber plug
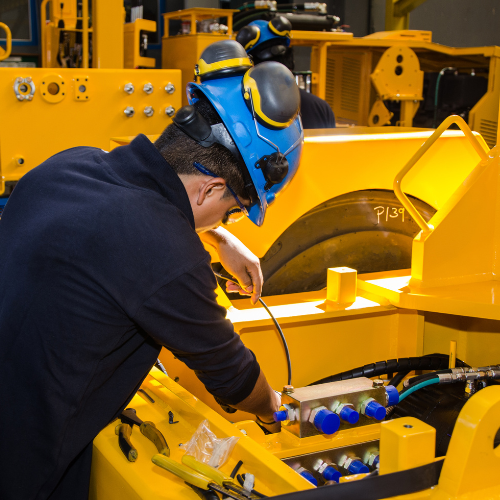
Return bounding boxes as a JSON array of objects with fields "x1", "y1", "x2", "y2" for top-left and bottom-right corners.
[
  {"x1": 373, "y1": 455, "x2": 380, "y2": 469},
  {"x1": 299, "y1": 470, "x2": 318, "y2": 486},
  {"x1": 364, "y1": 400, "x2": 386, "y2": 421},
  {"x1": 273, "y1": 410, "x2": 288, "y2": 422},
  {"x1": 323, "y1": 466, "x2": 342, "y2": 483},
  {"x1": 385, "y1": 385, "x2": 400, "y2": 406},
  {"x1": 339, "y1": 406, "x2": 359, "y2": 424},
  {"x1": 348, "y1": 460, "x2": 369, "y2": 475},
  {"x1": 313, "y1": 409, "x2": 340, "y2": 435}
]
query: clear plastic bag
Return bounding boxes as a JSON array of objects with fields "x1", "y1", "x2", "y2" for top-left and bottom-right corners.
[{"x1": 181, "y1": 420, "x2": 239, "y2": 468}]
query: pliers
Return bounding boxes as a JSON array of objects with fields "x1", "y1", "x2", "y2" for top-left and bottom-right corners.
[
  {"x1": 115, "y1": 408, "x2": 170, "y2": 462},
  {"x1": 152, "y1": 454, "x2": 265, "y2": 500}
]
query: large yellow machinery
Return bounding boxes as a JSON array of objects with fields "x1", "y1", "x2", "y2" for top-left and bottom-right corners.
[
  {"x1": 90, "y1": 115, "x2": 500, "y2": 499},
  {"x1": 4, "y1": 5, "x2": 500, "y2": 499}
]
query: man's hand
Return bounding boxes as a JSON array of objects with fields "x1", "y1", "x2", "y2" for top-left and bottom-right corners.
[{"x1": 200, "y1": 227, "x2": 263, "y2": 304}]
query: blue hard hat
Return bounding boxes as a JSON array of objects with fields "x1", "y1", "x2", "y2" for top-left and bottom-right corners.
[
  {"x1": 178, "y1": 40, "x2": 303, "y2": 227},
  {"x1": 236, "y1": 17, "x2": 292, "y2": 61}
]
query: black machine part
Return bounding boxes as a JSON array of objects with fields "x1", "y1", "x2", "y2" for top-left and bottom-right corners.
[{"x1": 390, "y1": 382, "x2": 469, "y2": 457}]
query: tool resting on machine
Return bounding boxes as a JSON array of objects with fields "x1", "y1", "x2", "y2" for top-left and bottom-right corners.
[
  {"x1": 115, "y1": 408, "x2": 170, "y2": 462},
  {"x1": 152, "y1": 454, "x2": 264, "y2": 499}
]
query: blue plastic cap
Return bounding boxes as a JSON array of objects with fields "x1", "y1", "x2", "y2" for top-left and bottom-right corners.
[
  {"x1": 348, "y1": 460, "x2": 370, "y2": 475},
  {"x1": 299, "y1": 470, "x2": 318, "y2": 486},
  {"x1": 323, "y1": 466, "x2": 342, "y2": 483},
  {"x1": 339, "y1": 406, "x2": 360, "y2": 424},
  {"x1": 313, "y1": 409, "x2": 340, "y2": 435},
  {"x1": 273, "y1": 410, "x2": 288, "y2": 422},
  {"x1": 365, "y1": 400, "x2": 386, "y2": 421},
  {"x1": 385, "y1": 385, "x2": 400, "y2": 406},
  {"x1": 373, "y1": 455, "x2": 380, "y2": 469}
]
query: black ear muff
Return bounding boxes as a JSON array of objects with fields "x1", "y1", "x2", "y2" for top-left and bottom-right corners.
[
  {"x1": 255, "y1": 152, "x2": 289, "y2": 190},
  {"x1": 173, "y1": 105, "x2": 212, "y2": 145},
  {"x1": 235, "y1": 24, "x2": 261, "y2": 51},
  {"x1": 269, "y1": 16, "x2": 292, "y2": 37}
]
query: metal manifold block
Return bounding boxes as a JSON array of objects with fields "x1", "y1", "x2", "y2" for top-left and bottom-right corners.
[{"x1": 276, "y1": 377, "x2": 398, "y2": 438}]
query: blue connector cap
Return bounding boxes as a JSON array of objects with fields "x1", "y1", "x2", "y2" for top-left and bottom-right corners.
[
  {"x1": 299, "y1": 470, "x2": 318, "y2": 486},
  {"x1": 323, "y1": 465, "x2": 342, "y2": 483},
  {"x1": 385, "y1": 385, "x2": 400, "y2": 406},
  {"x1": 313, "y1": 409, "x2": 340, "y2": 435},
  {"x1": 348, "y1": 460, "x2": 369, "y2": 475},
  {"x1": 339, "y1": 406, "x2": 359, "y2": 424},
  {"x1": 273, "y1": 410, "x2": 288, "y2": 422},
  {"x1": 373, "y1": 455, "x2": 380, "y2": 469},
  {"x1": 364, "y1": 400, "x2": 386, "y2": 421}
]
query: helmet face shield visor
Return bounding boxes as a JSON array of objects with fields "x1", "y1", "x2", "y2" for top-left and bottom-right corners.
[{"x1": 185, "y1": 44, "x2": 303, "y2": 227}]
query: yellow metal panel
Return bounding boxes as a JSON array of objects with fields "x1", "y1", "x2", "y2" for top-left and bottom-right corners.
[
  {"x1": 379, "y1": 417, "x2": 435, "y2": 474},
  {"x1": 435, "y1": 386, "x2": 500, "y2": 497},
  {"x1": 0, "y1": 68, "x2": 182, "y2": 191},
  {"x1": 92, "y1": 0, "x2": 123, "y2": 68},
  {"x1": 124, "y1": 20, "x2": 157, "y2": 69}
]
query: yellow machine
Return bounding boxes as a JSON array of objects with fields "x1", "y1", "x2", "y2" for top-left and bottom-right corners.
[
  {"x1": 4, "y1": 5, "x2": 500, "y2": 498},
  {"x1": 90, "y1": 115, "x2": 500, "y2": 499}
]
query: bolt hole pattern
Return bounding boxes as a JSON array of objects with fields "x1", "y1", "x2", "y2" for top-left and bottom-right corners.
[{"x1": 397, "y1": 55, "x2": 403, "y2": 63}]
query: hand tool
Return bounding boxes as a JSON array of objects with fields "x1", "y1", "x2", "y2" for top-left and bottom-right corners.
[
  {"x1": 115, "y1": 408, "x2": 170, "y2": 462},
  {"x1": 152, "y1": 455, "x2": 256, "y2": 500},
  {"x1": 181, "y1": 454, "x2": 262, "y2": 499}
]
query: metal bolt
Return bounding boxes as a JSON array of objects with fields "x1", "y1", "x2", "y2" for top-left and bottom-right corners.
[
  {"x1": 165, "y1": 106, "x2": 175, "y2": 117},
  {"x1": 283, "y1": 385, "x2": 294, "y2": 394},
  {"x1": 16, "y1": 77, "x2": 23, "y2": 83},
  {"x1": 26, "y1": 95, "x2": 33, "y2": 101},
  {"x1": 25, "y1": 77, "x2": 32, "y2": 83},
  {"x1": 124, "y1": 106, "x2": 135, "y2": 117},
  {"x1": 124, "y1": 83, "x2": 135, "y2": 94},
  {"x1": 372, "y1": 379, "x2": 384, "y2": 388},
  {"x1": 17, "y1": 95, "x2": 25, "y2": 101},
  {"x1": 143, "y1": 83, "x2": 154, "y2": 94},
  {"x1": 165, "y1": 83, "x2": 175, "y2": 94},
  {"x1": 17, "y1": 157, "x2": 24, "y2": 165},
  {"x1": 144, "y1": 106, "x2": 154, "y2": 117}
]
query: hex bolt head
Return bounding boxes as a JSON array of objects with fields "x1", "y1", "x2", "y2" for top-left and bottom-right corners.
[
  {"x1": 143, "y1": 83, "x2": 154, "y2": 94},
  {"x1": 165, "y1": 106, "x2": 175, "y2": 117},
  {"x1": 124, "y1": 83, "x2": 135, "y2": 94},
  {"x1": 283, "y1": 385, "x2": 294, "y2": 394},
  {"x1": 144, "y1": 106, "x2": 154, "y2": 117},
  {"x1": 17, "y1": 95, "x2": 25, "y2": 101},
  {"x1": 165, "y1": 83, "x2": 175, "y2": 94},
  {"x1": 16, "y1": 77, "x2": 23, "y2": 83},
  {"x1": 372, "y1": 379, "x2": 384, "y2": 388},
  {"x1": 26, "y1": 95, "x2": 33, "y2": 101},
  {"x1": 25, "y1": 77, "x2": 32, "y2": 83},
  {"x1": 124, "y1": 106, "x2": 135, "y2": 117}
]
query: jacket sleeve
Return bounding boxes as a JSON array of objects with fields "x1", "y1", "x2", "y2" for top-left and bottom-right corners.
[{"x1": 132, "y1": 257, "x2": 260, "y2": 405}]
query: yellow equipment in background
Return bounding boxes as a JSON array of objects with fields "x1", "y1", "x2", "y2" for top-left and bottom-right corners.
[{"x1": 0, "y1": 22, "x2": 12, "y2": 62}]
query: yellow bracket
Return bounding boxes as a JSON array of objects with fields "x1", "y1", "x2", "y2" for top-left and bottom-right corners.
[
  {"x1": 0, "y1": 22, "x2": 12, "y2": 62},
  {"x1": 393, "y1": 115, "x2": 490, "y2": 235}
]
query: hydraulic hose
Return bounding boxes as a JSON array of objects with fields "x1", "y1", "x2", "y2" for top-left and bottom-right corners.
[
  {"x1": 214, "y1": 271, "x2": 292, "y2": 386},
  {"x1": 399, "y1": 378, "x2": 439, "y2": 402},
  {"x1": 308, "y1": 354, "x2": 468, "y2": 386},
  {"x1": 433, "y1": 67, "x2": 457, "y2": 128}
]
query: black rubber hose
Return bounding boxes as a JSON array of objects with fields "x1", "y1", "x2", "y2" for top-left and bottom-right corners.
[
  {"x1": 406, "y1": 369, "x2": 451, "y2": 387},
  {"x1": 237, "y1": 474, "x2": 266, "y2": 498},
  {"x1": 308, "y1": 354, "x2": 469, "y2": 386},
  {"x1": 389, "y1": 370, "x2": 410, "y2": 388}
]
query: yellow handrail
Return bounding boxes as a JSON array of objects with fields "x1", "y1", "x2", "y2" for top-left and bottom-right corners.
[
  {"x1": 0, "y1": 22, "x2": 12, "y2": 61},
  {"x1": 393, "y1": 115, "x2": 490, "y2": 234}
]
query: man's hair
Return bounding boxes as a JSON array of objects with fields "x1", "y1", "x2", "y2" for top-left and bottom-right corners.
[
  {"x1": 252, "y1": 47, "x2": 295, "y2": 71},
  {"x1": 154, "y1": 95, "x2": 247, "y2": 200}
]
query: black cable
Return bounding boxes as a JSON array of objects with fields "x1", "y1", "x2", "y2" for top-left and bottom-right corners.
[
  {"x1": 214, "y1": 271, "x2": 292, "y2": 386},
  {"x1": 405, "y1": 369, "x2": 450, "y2": 387},
  {"x1": 230, "y1": 460, "x2": 244, "y2": 479},
  {"x1": 237, "y1": 473, "x2": 266, "y2": 498},
  {"x1": 389, "y1": 370, "x2": 410, "y2": 388}
]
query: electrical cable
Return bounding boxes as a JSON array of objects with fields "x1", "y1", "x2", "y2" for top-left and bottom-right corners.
[
  {"x1": 236, "y1": 474, "x2": 266, "y2": 498},
  {"x1": 230, "y1": 460, "x2": 244, "y2": 479},
  {"x1": 214, "y1": 271, "x2": 292, "y2": 386},
  {"x1": 433, "y1": 67, "x2": 457, "y2": 128},
  {"x1": 398, "y1": 377, "x2": 439, "y2": 402}
]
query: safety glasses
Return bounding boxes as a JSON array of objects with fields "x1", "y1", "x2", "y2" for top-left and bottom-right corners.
[{"x1": 193, "y1": 162, "x2": 249, "y2": 224}]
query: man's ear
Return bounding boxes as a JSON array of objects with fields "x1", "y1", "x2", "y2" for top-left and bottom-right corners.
[{"x1": 197, "y1": 177, "x2": 227, "y2": 206}]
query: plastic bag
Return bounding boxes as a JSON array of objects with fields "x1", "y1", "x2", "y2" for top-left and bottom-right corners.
[{"x1": 181, "y1": 420, "x2": 239, "y2": 468}]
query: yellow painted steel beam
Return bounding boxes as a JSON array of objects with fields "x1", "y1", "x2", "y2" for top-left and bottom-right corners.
[
  {"x1": 385, "y1": 0, "x2": 429, "y2": 31},
  {"x1": 92, "y1": 0, "x2": 123, "y2": 68}
]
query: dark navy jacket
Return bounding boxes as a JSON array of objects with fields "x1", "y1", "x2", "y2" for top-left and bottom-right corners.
[
  {"x1": 0, "y1": 135, "x2": 260, "y2": 499},
  {"x1": 300, "y1": 89, "x2": 336, "y2": 129}
]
